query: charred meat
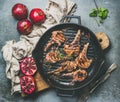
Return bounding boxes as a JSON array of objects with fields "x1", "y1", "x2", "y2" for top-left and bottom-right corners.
[
  {"x1": 44, "y1": 31, "x2": 66, "y2": 51},
  {"x1": 43, "y1": 29, "x2": 93, "y2": 83},
  {"x1": 75, "y1": 43, "x2": 92, "y2": 68},
  {"x1": 63, "y1": 44, "x2": 80, "y2": 57},
  {"x1": 48, "y1": 61, "x2": 77, "y2": 75},
  {"x1": 63, "y1": 30, "x2": 81, "y2": 56},
  {"x1": 62, "y1": 69, "x2": 87, "y2": 84},
  {"x1": 44, "y1": 48, "x2": 74, "y2": 64},
  {"x1": 44, "y1": 48, "x2": 61, "y2": 63},
  {"x1": 47, "y1": 43, "x2": 92, "y2": 76}
]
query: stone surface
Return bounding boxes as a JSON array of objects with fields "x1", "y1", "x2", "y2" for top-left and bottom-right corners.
[{"x1": 0, "y1": 0, "x2": 120, "y2": 102}]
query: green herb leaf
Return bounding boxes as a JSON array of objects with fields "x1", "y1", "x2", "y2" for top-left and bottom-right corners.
[
  {"x1": 68, "y1": 54, "x2": 74, "y2": 59},
  {"x1": 98, "y1": 8, "x2": 109, "y2": 19},
  {"x1": 99, "y1": 7, "x2": 106, "y2": 12},
  {"x1": 58, "y1": 50, "x2": 65, "y2": 59},
  {"x1": 102, "y1": 9, "x2": 109, "y2": 19},
  {"x1": 89, "y1": 7, "x2": 109, "y2": 24},
  {"x1": 89, "y1": 9, "x2": 98, "y2": 17}
]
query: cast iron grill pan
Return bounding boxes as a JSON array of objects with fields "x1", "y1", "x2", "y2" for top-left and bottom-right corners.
[
  {"x1": 32, "y1": 22, "x2": 104, "y2": 92},
  {"x1": 43, "y1": 28, "x2": 95, "y2": 86}
]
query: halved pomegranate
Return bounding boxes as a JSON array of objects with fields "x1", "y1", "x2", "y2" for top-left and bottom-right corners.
[
  {"x1": 20, "y1": 57, "x2": 37, "y2": 76},
  {"x1": 20, "y1": 75, "x2": 35, "y2": 94}
]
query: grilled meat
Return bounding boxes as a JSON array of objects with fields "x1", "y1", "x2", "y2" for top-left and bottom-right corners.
[
  {"x1": 45, "y1": 29, "x2": 93, "y2": 83},
  {"x1": 48, "y1": 61, "x2": 77, "y2": 75},
  {"x1": 63, "y1": 30, "x2": 81, "y2": 56},
  {"x1": 71, "y1": 29, "x2": 81, "y2": 45},
  {"x1": 44, "y1": 48, "x2": 61, "y2": 63},
  {"x1": 62, "y1": 69, "x2": 87, "y2": 84},
  {"x1": 47, "y1": 43, "x2": 92, "y2": 77},
  {"x1": 75, "y1": 43, "x2": 92, "y2": 68},
  {"x1": 44, "y1": 31, "x2": 65, "y2": 51},
  {"x1": 52, "y1": 31, "x2": 65, "y2": 42},
  {"x1": 63, "y1": 44, "x2": 80, "y2": 56}
]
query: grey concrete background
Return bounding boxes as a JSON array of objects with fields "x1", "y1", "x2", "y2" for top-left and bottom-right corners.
[{"x1": 0, "y1": 0, "x2": 120, "y2": 102}]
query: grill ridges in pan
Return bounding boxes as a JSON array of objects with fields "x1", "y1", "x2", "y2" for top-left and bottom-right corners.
[{"x1": 42, "y1": 28, "x2": 96, "y2": 84}]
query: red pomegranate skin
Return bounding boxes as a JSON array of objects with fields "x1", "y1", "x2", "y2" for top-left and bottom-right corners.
[
  {"x1": 20, "y1": 57, "x2": 37, "y2": 76},
  {"x1": 12, "y1": 3, "x2": 28, "y2": 20},
  {"x1": 20, "y1": 75, "x2": 36, "y2": 94},
  {"x1": 17, "y1": 19, "x2": 33, "y2": 35},
  {"x1": 29, "y1": 8, "x2": 45, "y2": 24}
]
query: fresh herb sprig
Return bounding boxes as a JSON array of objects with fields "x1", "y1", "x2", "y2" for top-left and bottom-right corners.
[
  {"x1": 89, "y1": 0, "x2": 109, "y2": 24},
  {"x1": 57, "y1": 49, "x2": 65, "y2": 59},
  {"x1": 57, "y1": 48, "x2": 74, "y2": 60}
]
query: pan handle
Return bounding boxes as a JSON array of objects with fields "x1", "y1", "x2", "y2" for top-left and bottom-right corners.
[
  {"x1": 56, "y1": 89, "x2": 75, "y2": 97},
  {"x1": 60, "y1": 15, "x2": 81, "y2": 25}
]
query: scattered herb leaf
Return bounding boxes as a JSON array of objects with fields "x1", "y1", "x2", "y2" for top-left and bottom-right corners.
[
  {"x1": 68, "y1": 54, "x2": 74, "y2": 59},
  {"x1": 98, "y1": 8, "x2": 109, "y2": 19},
  {"x1": 89, "y1": 0, "x2": 109, "y2": 24},
  {"x1": 89, "y1": 9, "x2": 98, "y2": 17},
  {"x1": 57, "y1": 50, "x2": 65, "y2": 59}
]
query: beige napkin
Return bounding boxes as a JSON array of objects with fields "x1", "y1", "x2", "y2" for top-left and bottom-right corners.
[{"x1": 2, "y1": 0, "x2": 77, "y2": 94}]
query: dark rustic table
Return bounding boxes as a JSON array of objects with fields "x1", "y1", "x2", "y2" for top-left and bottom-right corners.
[{"x1": 0, "y1": 0, "x2": 120, "y2": 102}]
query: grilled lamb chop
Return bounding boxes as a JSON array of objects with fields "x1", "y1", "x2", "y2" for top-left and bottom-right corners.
[
  {"x1": 44, "y1": 31, "x2": 65, "y2": 51},
  {"x1": 48, "y1": 61, "x2": 77, "y2": 75},
  {"x1": 62, "y1": 69, "x2": 87, "y2": 84},
  {"x1": 44, "y1": 48, "x2": 61, "y2": 63},
  {"x1": 44, "y1": 47, "x2": 77, "y2": 64},
  {"x1": 75, "y1": 43, "x2": 92, "y2": 68},
  {"x1": 63, "y1": 30, "x2": 81, "y2": 56}
]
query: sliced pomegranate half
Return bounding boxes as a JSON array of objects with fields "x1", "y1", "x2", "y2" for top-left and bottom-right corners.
[
  {"x1": 20, "y1": 57, "x2": 37, "y2": 76},
  {"x1": 20, "y1": 75, "x2": 36, "y2": 94}
]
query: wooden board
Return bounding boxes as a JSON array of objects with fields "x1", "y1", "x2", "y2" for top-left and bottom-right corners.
[
  {"x1": 21, "y1": 71, "x2": 49, "y2": 97},
  {"x1": 95, "y1": 32, "x2": 110, "y2": 50}
]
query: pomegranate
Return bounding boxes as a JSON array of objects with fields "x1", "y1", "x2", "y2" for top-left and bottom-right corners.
[
  {"x1": 20, "y1": 57, "x2": 37, "y2": 76},
  {"x1": 20, "y1": 75, "x2": 36, "y2": 94},
  {"x1": 12, "y1": 3, "x2": 28, "y2": 20},
  {"x1": 17, "y1": 19, "x2": 33, "y2": 35},
  {"x1": 29, "y1": 8, "x2": 45, "y2": 24}
]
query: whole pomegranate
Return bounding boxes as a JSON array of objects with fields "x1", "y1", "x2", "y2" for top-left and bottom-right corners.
[
  {"x1": 20, "y1": 75, "x2": 36, "y2": 94},
  {"x1": 29, "y1": 8, "x2": 45, "y2": 24},
  {"x1": 17, "y1": 19, "x2": 33, "y2": 35},
  {"x1": 12, "y1": 3, "x2": 28, "y2": 20}
]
